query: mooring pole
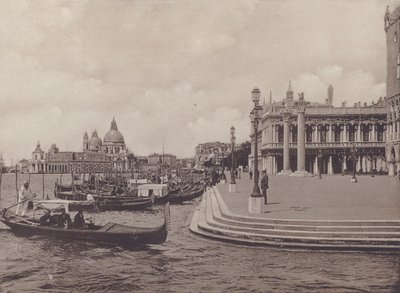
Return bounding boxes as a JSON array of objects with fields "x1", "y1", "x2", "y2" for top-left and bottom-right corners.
[{"x1": 15, "y1": 164, "x2": 18, "y2": 203}]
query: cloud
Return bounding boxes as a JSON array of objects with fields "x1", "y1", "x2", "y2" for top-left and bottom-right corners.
[
  {"x1": 0, "y1": 1, "x2": 392, "y2": 164},
  {"x1": 291, "y1": 66, "x2": 386, "y2": 106}
]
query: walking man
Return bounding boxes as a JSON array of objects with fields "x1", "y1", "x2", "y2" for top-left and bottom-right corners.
[{"x1": 260, "y1": 170, "x2": 269, "y2": 205}]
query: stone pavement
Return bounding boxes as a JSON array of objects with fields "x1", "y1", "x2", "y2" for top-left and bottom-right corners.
[{"x1": 217, "y1": 173, "x2": 400, "y2": 220}]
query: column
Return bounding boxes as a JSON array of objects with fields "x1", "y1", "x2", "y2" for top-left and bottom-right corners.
[
  {"x1": 343, "y1": 156, "x2": 347, "y2": 171},
  {"x1": 297, "y1": 109, "x2": 306, "y2": 171},
  {"x1": 313, "y1": 126, "x2": 317, "y2": 142},
  {"x1": 328, "y1": 155, "x2": 333, "y2": 175},
  {"x1": 343, "y1": 125, "x2": 347, "y2": 142},
  {"x1": 278, "y1": 110, "x2": 291, "y2": 175},
  {"x1": 291, "y1": 97, "x2": 310, "y2": 176},
  {"x1": 328, "y1": 125, "x2": 332, "y2": 142},
  {"x1": 371, "y1": 125, "x2": 376, "y2": 141},
  {"x1": 313, "y1": 156, "x2": 318, "y2": 175}
]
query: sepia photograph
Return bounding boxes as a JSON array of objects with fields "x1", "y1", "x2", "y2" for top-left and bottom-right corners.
[{"x1": 0, "y1": 0, "x2": 399, "y2": 292}]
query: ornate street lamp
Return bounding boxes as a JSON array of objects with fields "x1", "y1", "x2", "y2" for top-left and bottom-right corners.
[
  {"x1": 230, "y1": 127, "x2": 236, "y2": 183},
  {"x1": 229, "y1": 126, "x2": 236, "y2": 192},
  {"x1": 220, "y1": 148, "x2": 226, "y2": 183},
  {"x1": 250, "y1": 87, "x2": 262, "y2": 198},
  {"x1": 350, "y1": 144, "x2": 357, "y2": 183}
]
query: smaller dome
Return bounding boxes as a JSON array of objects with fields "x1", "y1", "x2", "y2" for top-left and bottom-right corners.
[{"x1": 89, "y1": 130, "x2": 102, "y2": 150}]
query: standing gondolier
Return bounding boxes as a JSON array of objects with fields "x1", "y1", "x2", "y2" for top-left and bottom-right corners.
[{"x1": 16, "y1": 181, "x2": 35, "y2": 216}]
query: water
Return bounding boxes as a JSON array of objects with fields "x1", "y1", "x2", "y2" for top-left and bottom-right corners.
[{"x1": 0, "y1": 174, "x2": 399, "y2": 292}]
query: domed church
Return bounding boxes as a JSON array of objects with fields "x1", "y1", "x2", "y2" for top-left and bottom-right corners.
[{"x1": 83, "y1": 118, "x2": 134, "y2": 171}]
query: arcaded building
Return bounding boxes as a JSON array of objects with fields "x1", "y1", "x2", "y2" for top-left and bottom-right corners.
[
  {"x1": 249, "y1": 84, "x2": 388, "y2": 175},
  {"x1": 385, "y1": 6, "x2": 400, "y2": 176}
]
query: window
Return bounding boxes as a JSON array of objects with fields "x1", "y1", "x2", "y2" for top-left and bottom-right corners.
[
  {"x1": 292, "y1": 129, "x2": 297, "y2": 143},
  {"x1": 362, "y1": 130, "x2": 369, "y2": 142},
  {"x1": 320, "y1": 127, "x2": 327, "y2": 142},
  {"x1": 349, "y1": 130, "x2": 355, "y2": 142},
  {"x1": 334, "y1": 129, "x2": 341, "y2": 142},
  {"x1": 397, "y1": 55, "x2": 400, "y2": 79},
  {"x1": 306, "y1": 129, "x2": 312, "y2": 142},
  {"x1": 377, "y1": 129, "x2": 384, "y2": 142},
  {"x1": 278, "y1": 126, "x2": 283, "y2": 143}
]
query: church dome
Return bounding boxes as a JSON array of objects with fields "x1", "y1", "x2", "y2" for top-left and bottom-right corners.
[
  {"x1": 104, "y1": 118, "x2": 125, "y2": 144},
  {"x1": 89, "y1": 130, "x2": 102, "y2": 150}
]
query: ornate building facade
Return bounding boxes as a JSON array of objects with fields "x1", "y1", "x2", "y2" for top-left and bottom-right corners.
[
  {"x1": 249, "y1": 84, "x2": 388, "y2": 175},
  {"x1": 194, "y1": 142, "x2": 230, "y2": 169},
  {"x1": 385, "y1": 6, "x2": 400, "y2": 176},
  {"x1": 82, "y1": 118, "x2": 135, "y2": 171},
  {"x1": 28, "y1": 118, "x2": 132, "y2": 173}
]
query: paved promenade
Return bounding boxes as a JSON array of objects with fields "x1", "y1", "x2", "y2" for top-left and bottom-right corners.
[{"x1": 218, "y1": 173, "x2": 400, "y2": 220}]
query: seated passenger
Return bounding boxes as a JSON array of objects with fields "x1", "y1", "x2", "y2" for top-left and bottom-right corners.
[
  {"x1": 39, "y1": 210, "x2": 51, "y2": 225},
  {"x1": 74, "y1": 208, "x2": 85, "y2": 229},
  {"x1": 50, "y1": 208, "x2": 72, "y2": 228}
]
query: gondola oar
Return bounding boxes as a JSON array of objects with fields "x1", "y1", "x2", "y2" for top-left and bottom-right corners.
[{"x1": 2, "y1": 194, "x2": 37, "y2": 216}]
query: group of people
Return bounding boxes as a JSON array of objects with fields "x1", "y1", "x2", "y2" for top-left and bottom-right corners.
[{"x1": 39, "y1": 207, "x2": 87, "y2": 229}]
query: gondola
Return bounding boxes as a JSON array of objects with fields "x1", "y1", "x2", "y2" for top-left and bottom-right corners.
[
  {"x1": 97, "y1": 198, "x2": 153, "y2": 211},
  {"x1": 167, "y1": 185, "x2": 205, "y2": 204},
  {"x1": 54, "y1": 187, "x2": 153, "y2": 212},
  {"x1": 1, "y1": 200, "x2": 169, "y2": 246}
]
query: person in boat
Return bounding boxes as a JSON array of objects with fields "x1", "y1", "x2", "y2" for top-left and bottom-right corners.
[
  {"x1": 73, "y1": 207, "x2": 86, "y2": 229},
  {"x1": 16, "y1": 181, "x2": 34, "y2": 217},
  {"x1": 39, "y1": 209, "x2": 52, "y2": 225},
  {"x1": 111, "y1": 186, "x2": 117, "y2": 196},
  {"x1": 50, "y1": 208, "x2": 72, "y2": 228}
]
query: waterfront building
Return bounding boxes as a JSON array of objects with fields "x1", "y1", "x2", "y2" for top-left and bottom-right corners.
[
  {"x1": 194, "y1": 142, "x2": 230, "y2": 169},
  {"x1": 29, "y1": 142, "x2": 46, "y2": 173},
  {"x1": 249, "y1": 84, "x2": 388, "y2": 175},
  {"x1": 28, "y1": 118, "x2": 132, "y2": 174},
  {"x1": 28, "y1": 142, "x2": 112, "y2": 174},
  {"x1": 385, "y1": 6, "x2": 400, "y2": 176}
]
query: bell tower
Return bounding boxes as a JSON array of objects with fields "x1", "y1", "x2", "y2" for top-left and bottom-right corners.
[
  {"x1": 83, "y1": 131, "x2": 89, "y2": 151},
  {"x1": 286, "y1": 81, "x2": 293, "y2": 100}
]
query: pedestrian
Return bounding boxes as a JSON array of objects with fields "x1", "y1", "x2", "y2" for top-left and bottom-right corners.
[
  {"x1": 16, "y1": 180, "x2": 34, "y2": 216},
  {"x1": 249, "y1": 170, "x2": 253, "y2": 180},
  {"x1": 260, "y1": 170, "x2": 269, "y2": 205}
]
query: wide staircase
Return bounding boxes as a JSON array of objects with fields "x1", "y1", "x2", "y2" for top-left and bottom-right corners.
[{"x1": 190, "y1": 187, "x2": 400, "y2": 251}]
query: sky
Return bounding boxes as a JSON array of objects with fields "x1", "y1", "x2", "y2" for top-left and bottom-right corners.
[{"x1": 0, "y1": 0, "x2": 399, "y2": 164}]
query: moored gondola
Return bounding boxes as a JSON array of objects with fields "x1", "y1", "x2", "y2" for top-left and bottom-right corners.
[{"x1": 167, "y1": 185, "x2": 205, "y2": 204}]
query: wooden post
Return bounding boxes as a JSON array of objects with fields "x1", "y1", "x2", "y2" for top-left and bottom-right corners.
[
  {"x1": 42, "y1": 171, "x2": 45, "y2": 198},
  {"x1": 15, "y1": 164, "x2": 18, "y2": 203}
]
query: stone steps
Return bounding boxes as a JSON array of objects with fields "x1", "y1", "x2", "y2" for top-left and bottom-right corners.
[
  {"x1": 205, "y1": 195, "x2": 400, "y2": 244},
  {"x1": 189, "y1": 187, "x2": 400, "y2": 251}
]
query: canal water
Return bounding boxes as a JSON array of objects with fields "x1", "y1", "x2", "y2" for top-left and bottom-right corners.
[{"x1": 0, "y1": 174, "x2": 399, "y2": 292}]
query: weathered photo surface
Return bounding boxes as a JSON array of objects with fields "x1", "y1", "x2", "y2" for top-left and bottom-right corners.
[{"x1": 0, "y1": 1, "x2": 399, "y2": 292}]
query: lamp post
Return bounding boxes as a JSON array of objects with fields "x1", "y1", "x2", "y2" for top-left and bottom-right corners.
[
  {"x1": 248, "y1": 87, "x2": 264, "y2": 213},
  {"x1": 229, "y1": 126, "x2": 237, "y2": 192},
  {"x1": 351, "y1": 144, "x2": 357, "y2": 183}
]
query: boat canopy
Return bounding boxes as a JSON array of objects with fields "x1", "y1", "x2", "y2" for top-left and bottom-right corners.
[
  {"x1": 33, "y1": 199, "x2": 97, "y2": 213},
  {"x1": 137, "y1": 184, "x2": 168, "y2": 197},
  {"x1": 128, "y1": 178, "x2": 148, "y2": 188}
]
